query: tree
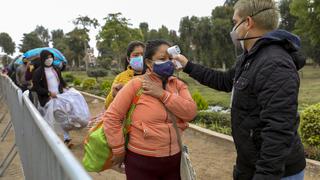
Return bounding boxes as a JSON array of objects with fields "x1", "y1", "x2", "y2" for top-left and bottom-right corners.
[
  {"x1": 97, "y1": 13, "x2": 143, "y2": 70},
  {"x1": 158, "y1": 25, "x2": 170, "y2": 40},
  {"x1": 19, "y1": 32, "x2": 44, "y2": 52},
  {"x1": 279, "y1": 0, "x2": 297, "y2": 31},
  {"x1": 179, "y1": 16, "x2": 198, "y2": 61},
  {"x1": 290, "y1": 0, "x2": 320, "y2": 65},
  {"x1": 0, "y1": 32, "x2": 15, "y2": 55},
  {"x1": 73, "y1": 15, "x2": 100, "y2": 71},
  {"x1": 51, "y1": 29, "x2": 67, "y2": 51},
  {"x1": 51, "y1": 29, "x2": 64, "y2": 46},
  {"x1": 96, "y1": 56, "x2": 112, "y2": 69},
  {"x1": 64, "y1": 28, "x2": 89, "y2": 67},
  {"x1": 50, "y1": 29, "x2": 74, "y2": 67},
  {"x1": 148, "y1": 29, "x2": 160, "y2": 40},
  {"x1": 139, "y1": 22, "x2": 149, "y2": 40},
  {"x1": 34, "y1": 25, "x2": 50, "y2": 46},
  {"x1": 73, "y1": 15, "x2": 99, "y2": 32},
  {"x1": 169, "y1": 30, "x2": 180, "y2": 45},
  {"x1": 192, "y1": 17, "x2": 215, "y2": 66},
  {"x1": 224, "y1": 0, "x2": 238, "y2": 6},
  {"x1": 211, "y1": 5, "x2": 235, "y2": 68}
]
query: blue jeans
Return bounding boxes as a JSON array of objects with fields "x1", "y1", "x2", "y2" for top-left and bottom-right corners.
[{"x1": 281, "y1": 170, "x2": 304, "y2": 180}]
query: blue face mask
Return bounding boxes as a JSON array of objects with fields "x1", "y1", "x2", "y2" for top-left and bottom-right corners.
[
  {"x1": 153, "y1": 60, "x2": 175, "y2": 78},
  {"x1": 129, "y1": 56, "x2": 144, "y2": 72}
]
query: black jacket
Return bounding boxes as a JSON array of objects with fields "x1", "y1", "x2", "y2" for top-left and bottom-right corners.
[
  {"x1": 183, "y1": 30, "x2": 306, "y2": 180},
  {"x1": 32, "y1": 66, "x2": 66, "y2": 107}
]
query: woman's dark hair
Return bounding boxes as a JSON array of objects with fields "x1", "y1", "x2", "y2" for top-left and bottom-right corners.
[
  {"x1": 144, "y1": 39, "x2": 171, "y2": 61},
  {"x1": 40, "y1": 50, "x2": 54, "y2": 61},
  {"x1": 123, "y1": 41, "x2": 145, "y2": 69}
]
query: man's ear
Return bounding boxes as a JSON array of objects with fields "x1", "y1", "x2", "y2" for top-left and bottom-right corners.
[{"x1": 246, "y1": 16, "x2": 255, "y2": 30}]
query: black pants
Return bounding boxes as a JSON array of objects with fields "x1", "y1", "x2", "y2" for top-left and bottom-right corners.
[{"x1": 125, "y1": 150, "x2": 181, "y2": 180}]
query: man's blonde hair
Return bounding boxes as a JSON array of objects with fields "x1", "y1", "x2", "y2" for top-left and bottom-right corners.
[{"x1": 234, "y1": 0, "x2": 280, "y2": 31}]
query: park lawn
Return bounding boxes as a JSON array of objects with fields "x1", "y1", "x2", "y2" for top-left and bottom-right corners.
[
  {"x1": 65, "y1": 65, "x2": 320, "y2": 110},
  {"x1": 298, "y1": 65, "x2": 320, "y2": 110}
]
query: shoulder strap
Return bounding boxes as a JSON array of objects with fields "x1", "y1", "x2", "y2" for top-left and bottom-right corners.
[
  {"x1": 166, "y1": 108, "x2": 184, "y2": 151},
  {"x1": 123, "y1": 87, "x2": 143, "y2": 135}
]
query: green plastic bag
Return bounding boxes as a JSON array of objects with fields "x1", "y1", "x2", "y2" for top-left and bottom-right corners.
[{"x1": 82, "y1": 88, "x2": 143, "y2": 172}]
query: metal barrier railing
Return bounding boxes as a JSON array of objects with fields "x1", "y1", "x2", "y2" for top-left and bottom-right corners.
[{"x1": 0, "y1": 74, "x2": 91, "y2": 180}]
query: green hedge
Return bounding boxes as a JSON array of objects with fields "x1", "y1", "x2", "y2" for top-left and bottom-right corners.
[
  {"x1": 100, "y1": 80, "x2": 112, "y2": 96},
  {"x1": 87, "y1": 68, "x2": 108, "y2": 80},
  {"x1": 73, "y1": 78, "x2": 82, "y2": 86},
  {"x1": 82, "y1": 78, "x2": 97, "y2": 90},
  {"x1": 63, "y1": 73, "x2": 75, "y2": 83},
  {"x1": 192, "y1": 91, "x2": 208, "y2": 110},
  {"x1": 300, "y1": 103, "x2": 320, "y2": 147},
  {"x1": 193, "y1": 111, "x2": 231, "y2": 135}
]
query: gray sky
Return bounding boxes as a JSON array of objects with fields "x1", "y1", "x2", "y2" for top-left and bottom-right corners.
[{"x1": 1, "y1": 0, "x2": 225, "y2": 56}]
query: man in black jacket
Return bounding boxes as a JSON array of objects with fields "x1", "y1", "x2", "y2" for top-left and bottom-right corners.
[{"x1": 173, "y1": 0, "x2": 306, "y2": 179}]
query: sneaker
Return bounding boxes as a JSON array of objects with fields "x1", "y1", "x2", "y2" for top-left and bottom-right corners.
[{"x1": 64, "y1": 139, "x2": 74, "y2": 149}]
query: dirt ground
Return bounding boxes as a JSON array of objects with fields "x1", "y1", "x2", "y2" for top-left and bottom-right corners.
[
  {"x1": 0, "y1": 103, "x2": 24, "y2": 180},
  {"x1": 0, "y1": 95, "x2": 319, "y2": 180}
]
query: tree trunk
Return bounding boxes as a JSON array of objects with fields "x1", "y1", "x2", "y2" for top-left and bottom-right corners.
[
  {"x1": 77, "y1": 55, "x2": 81, "y2": 68},
  {"x1": 84, "y1": 43, "x2": 88, "y2": 73},
  {"x1": 117, "y1": 54, "x2": 121, "y2": 71}
]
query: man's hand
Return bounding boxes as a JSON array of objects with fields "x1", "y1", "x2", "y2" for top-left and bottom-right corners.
[
  {"x1": 172, "y1": 54, "x2": 189, "y2": 68},
  {"x1": 142, "y1": 75, "x2": 164, "y2": 99},
  {"x1": 112, "y1": 84, "x2": 124, "y2": 97}
]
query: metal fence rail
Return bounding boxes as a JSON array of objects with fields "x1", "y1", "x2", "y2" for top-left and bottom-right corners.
[{"x1": 0, "y1": 74, "x2": 91, "y2": 180}]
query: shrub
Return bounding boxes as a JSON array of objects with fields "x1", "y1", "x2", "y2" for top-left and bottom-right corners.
[
  {"x1": 82, "y1": 78, "x2": 97, "y2": 90},
  {"x1": 96, "y1": 57, "x2": 112, "y2": 70},
  {"x1": 73, "y1": 78, "x2": 82, "y2": 86},
  {"x1": 87, "y1": 68, "x2": 108, "y2": 81},
  {"x1": 100, "y1": 80, "x2": 112, "y2": 96},
  {"x1": 192, "y1": 91, "x2": 209, "y2": 110},
  {"x1": 111, "y1": 69, "x2": 122, "y2": 76},
  {"x1": 300, "y1": 103, "x2": 320, "y2": 147},
  {"x1": 304, "y1": 144, "x2": 320, "y2": 161},
  {"x1": 193, "y1": 111, "x2": 231, "y2": 135},
  {"x1": 194, "y1": 111, "x2": 230, "y2": 126},
  {"x1": 63, "y1": 73, "x2": 75, "y2": 83}
]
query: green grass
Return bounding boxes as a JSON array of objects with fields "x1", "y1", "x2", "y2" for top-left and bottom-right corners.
[
  {"x1": 177, "y1": 72, "x2": 231, "y2": 108},
  {"x1": 64, "y1": 71, "x2": 116, "y2": 82},
  {"x1": 298, "y1": 66, "x2": 320, "y2": 110}
]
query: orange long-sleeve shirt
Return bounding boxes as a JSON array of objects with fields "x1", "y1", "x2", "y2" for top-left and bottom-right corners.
[{"x1": 102, "y1": 73, "x2": 197, "y2": 157}]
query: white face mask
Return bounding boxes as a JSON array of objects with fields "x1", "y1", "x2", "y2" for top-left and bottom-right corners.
[
  {"x1": 45, "y1": 58, "x2": 53, "y2": 66},
  {"x1": 230, "y1": 19, "x2": 247, "y2": 50}
]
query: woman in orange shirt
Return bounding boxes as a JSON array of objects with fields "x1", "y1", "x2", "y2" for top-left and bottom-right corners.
[{"x1": 102, "y1": 39, "x2": 197, "y2": 179}]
